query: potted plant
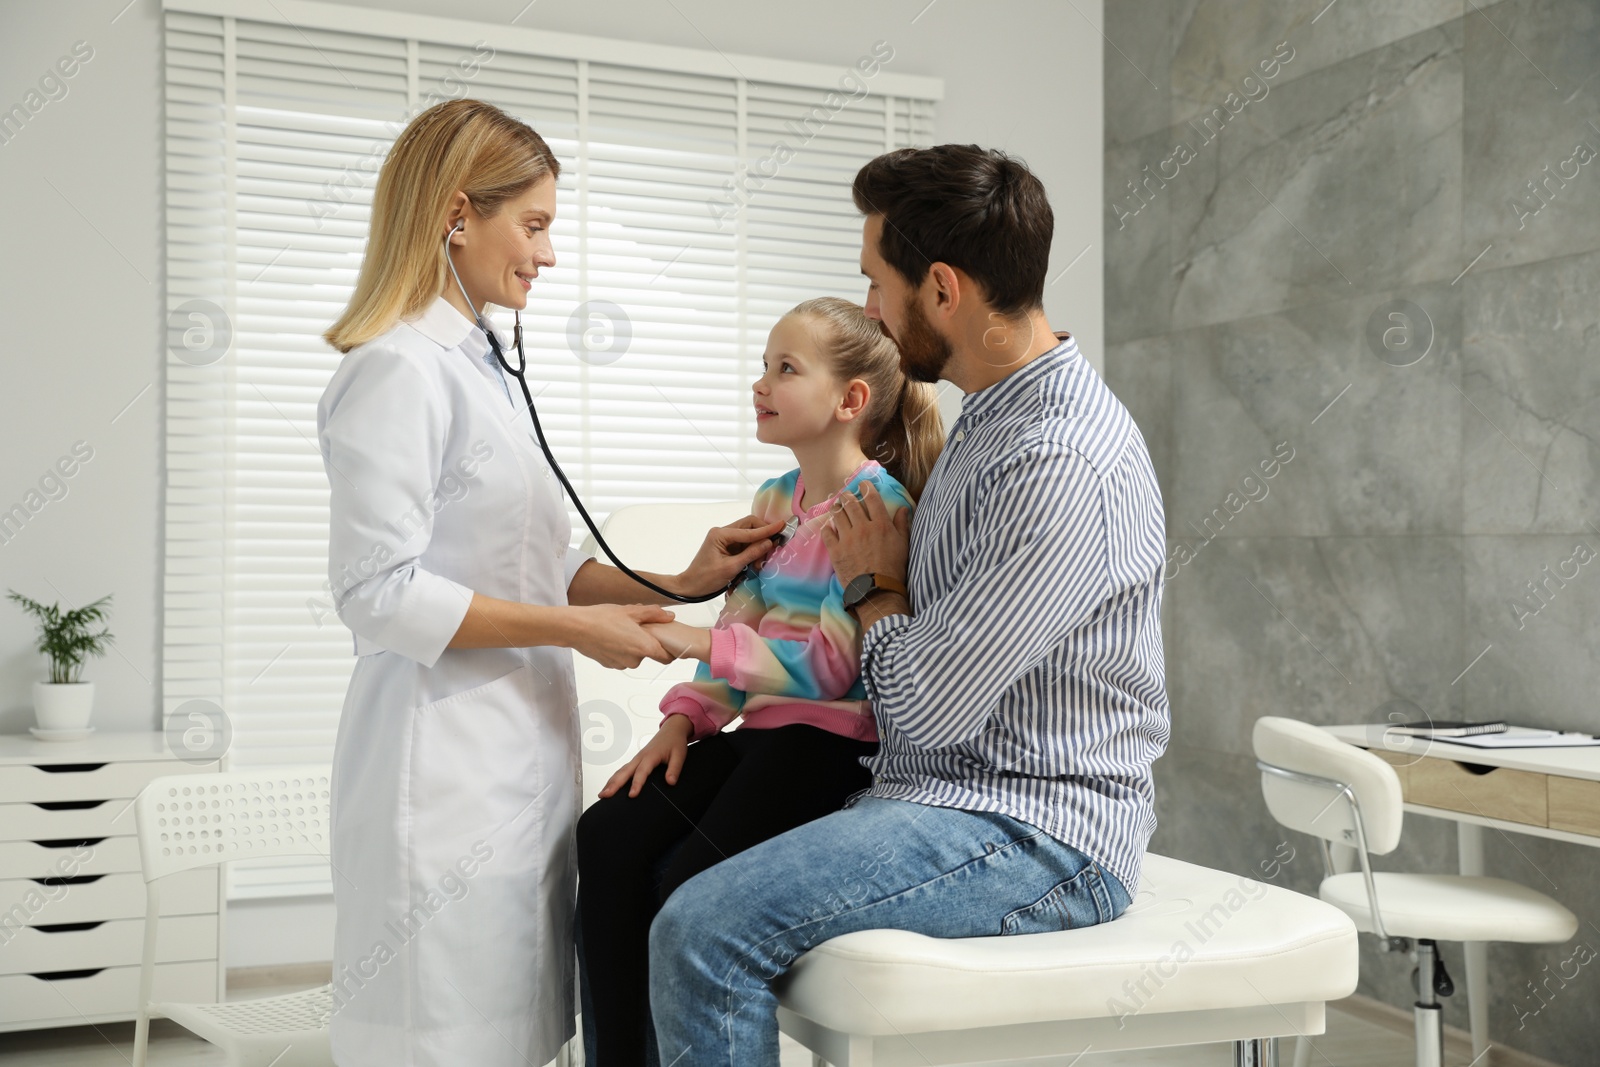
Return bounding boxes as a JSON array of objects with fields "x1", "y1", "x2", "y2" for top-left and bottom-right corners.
[{"x1": 7, "y1": 590, "x2": 114, "y2": 734}]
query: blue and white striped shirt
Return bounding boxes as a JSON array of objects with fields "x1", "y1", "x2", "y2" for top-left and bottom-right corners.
[{"x1": 853, "y1": 334, "x2": 1170, "y2": 895}]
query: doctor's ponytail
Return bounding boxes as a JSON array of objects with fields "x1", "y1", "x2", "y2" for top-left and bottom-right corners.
[{"x1": 324, "y1": 99, "x2": 561, "y2": 354}]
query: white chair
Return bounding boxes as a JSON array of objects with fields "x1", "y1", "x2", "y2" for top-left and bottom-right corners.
[
  {"x1": 1252, "y1": 716, "x2": 1577, "y2": 1067},
  {"x1": 131, "y1": 766, "x2": 334, "y2": 1067},
  {"x1": 574, "y1": 499, "x2": 749, "y2": 808},
  {"x1": 775, "y1": 852, "x2": 1359, "y2": 1067}
]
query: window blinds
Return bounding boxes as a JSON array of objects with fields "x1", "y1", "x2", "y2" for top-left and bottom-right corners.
[{"x1": 161, "y1": 0, "x2": 940, "y2": 898}]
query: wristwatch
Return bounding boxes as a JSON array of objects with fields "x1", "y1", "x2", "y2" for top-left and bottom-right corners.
[{"x1": 842, "y1": 572, "x2": 908, "y2": 614}]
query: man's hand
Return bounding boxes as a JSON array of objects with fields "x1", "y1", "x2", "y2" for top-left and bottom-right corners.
[
  {"x1": 676, "y1": 515, "x2": 787, "y2": 597},
  {"x1": 820, "y1": 481, "x2": 910, "y2": 587}
]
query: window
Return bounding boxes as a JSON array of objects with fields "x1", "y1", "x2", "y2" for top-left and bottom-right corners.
[{"x1": 161, "y1": 0, "x2": 940, "y2": 897}]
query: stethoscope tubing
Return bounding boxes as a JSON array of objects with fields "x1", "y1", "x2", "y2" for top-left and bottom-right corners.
[{"x1": 443, "y1": 224, "x2": 753, "y2": 604}]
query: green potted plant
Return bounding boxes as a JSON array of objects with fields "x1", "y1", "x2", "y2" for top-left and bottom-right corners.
[{"x1": 7, "y1": 590, "x2": 114, "y2": 736}]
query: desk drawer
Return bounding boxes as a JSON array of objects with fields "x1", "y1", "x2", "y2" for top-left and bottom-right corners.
[
  {"x1": 1548, "y1": 777, "x2": 1600, "y2": 837},
  {"x1": 0, "y1": 914, "x2": 216, "y2": 976},
  {"x1": 0, "y1": 869, "x2": 218, "y2": 926},
  {"x1": 0, "y1": 762, "x2": 204, "y2": 805},
  {"x1": 1405, "y1": 756, "x2": 1548, "y2": 826},
  {"x1": 0, "y1": 838, "x2": 143, "y2": 878},
  {"x1": 0, "y1": 960, "x2": 217, "y2": 1027},
  {"x1": 0, "y1": 800, "x2": 137, "y2": 842}
]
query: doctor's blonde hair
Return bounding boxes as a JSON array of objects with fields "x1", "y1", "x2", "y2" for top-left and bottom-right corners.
[{"x1": 324, "y1": 99, "x2": 561, "y2": 354}]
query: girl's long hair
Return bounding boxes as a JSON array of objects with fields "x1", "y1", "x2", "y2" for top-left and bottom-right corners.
[
  {"x1": 324, "y1": 99, "x2": 560, "y2": 353},
  {"x1": 790, "y1": 297, "x2": 944, "y2": 502}
]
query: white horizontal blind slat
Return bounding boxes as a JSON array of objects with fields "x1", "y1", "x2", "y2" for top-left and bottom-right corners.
[{"x1": 162, "y1": 6, "x2": 936, "y2": 900}]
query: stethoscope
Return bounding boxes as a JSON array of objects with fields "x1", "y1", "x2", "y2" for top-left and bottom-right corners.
[{"x1": 442, "y1": 221, "x2": 795, "y2": 603}]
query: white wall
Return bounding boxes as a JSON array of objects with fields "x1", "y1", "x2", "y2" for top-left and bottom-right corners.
[
  {"x1": 0, "y1": 0, "x2": 166, "y2": 733},
  {"x1": 0, "y1": 0, "x2": 1101, "y2": 965}
]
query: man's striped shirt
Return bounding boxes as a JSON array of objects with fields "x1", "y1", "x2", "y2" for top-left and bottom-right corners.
[{"x1": 852, "y1": 334, "x2": 1170, "y2": 895}]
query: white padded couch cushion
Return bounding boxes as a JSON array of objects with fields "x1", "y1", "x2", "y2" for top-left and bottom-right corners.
[
  {"x1": 775, "y1": 853, "x2": 1358, "y2": 1037},
  {"x1": 1321, "y1": 872, "x2": 1577, "y2": 943}
]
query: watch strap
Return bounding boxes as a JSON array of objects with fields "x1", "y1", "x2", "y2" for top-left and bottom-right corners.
[
  {"x1": 844, "y1": 572, "x2": 907, "y2": 611},
  {"x1": 872, "y1": 573, "x2": 908, "y2": 598}
]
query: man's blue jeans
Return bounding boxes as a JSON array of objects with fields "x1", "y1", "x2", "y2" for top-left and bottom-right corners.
[{"x1": 647, "y1": 796, "x2": 1130, "y2": 1065}]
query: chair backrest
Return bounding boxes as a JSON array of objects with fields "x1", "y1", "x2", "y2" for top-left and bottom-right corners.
[
  {"x1": 575, "y1": 500, "x2": 749, "y2": 811},
  {"x1": 1252, "y1": 717, "x2": 1403, "y2": 856},
  {"x1": 134, "y1": 766, "x2": 332, "y2": 882}
]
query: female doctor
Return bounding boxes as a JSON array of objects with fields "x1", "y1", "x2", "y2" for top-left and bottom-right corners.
[{"x1": 316, "y1": 99, "x2": 783, "y2": 1067}]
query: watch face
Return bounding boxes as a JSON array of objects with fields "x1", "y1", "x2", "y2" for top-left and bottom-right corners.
[{"x1": 844, "y1": 573, "x2": 875, "y2": 607}]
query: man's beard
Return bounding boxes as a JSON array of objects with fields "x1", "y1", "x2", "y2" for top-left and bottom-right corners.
[{"x1": 884, "y1": 295, "x2": 953, "y2": 384}]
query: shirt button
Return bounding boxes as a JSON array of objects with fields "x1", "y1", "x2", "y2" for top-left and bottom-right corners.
[{"x1": 954, "y1": 430, "x2": 966, "y2": 443}]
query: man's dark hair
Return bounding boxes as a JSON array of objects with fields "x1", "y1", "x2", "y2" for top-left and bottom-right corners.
[{"x1": 852, "y1": 144, "x2": 1054, "y2": 318}]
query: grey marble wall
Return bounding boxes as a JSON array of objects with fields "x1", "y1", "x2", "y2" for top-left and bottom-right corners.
[{"x1": 1103, "y1": 3, "x2": 1600, "y2": 1064}]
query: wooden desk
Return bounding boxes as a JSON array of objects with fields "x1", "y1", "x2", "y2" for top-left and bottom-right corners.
[{"x1": 1324, "y1": 724, "x2": 1600, "y2": 1058}]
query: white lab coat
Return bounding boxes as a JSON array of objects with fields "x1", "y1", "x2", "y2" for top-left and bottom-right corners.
[{"x1": 317, "y1": 295, "x2": 592, "y2": 1067}]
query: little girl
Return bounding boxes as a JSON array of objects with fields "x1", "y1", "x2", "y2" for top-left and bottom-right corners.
[{"x1": 574, "y1": 296, "x2": 943, "y2": 1065}]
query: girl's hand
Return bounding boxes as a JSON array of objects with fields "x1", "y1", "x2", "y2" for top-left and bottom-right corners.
[
  {"x1": 600, "y1": 714, "x2": 694, "y2": 798},
  {"x1": 644, "y1": 620, "x2": 712, "y2": 662},
  {"x1": 568, "y1": 604, "x2": 676, "y2": 669},
  {"x1": 676, "y1": 515, "x2": 787, "y2": 597}
]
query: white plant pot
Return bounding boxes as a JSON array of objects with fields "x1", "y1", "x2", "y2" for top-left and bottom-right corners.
[{"x1": 34, "y1": 682, "x2": 95, "y2": 731}]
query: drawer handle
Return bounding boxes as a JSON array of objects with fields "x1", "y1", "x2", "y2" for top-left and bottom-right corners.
[
  {"x1": 30, "y1": 968, "x2": 106, "y2": 981},
  {"x1": 34, "y1": 800, "x2": 111, "y2": 811},
  {"x1": 32, "y1": 875, "x2": 103, "y2": 887},
  {"x1": 33, "y1": 921, "x2": 106, "y2": 933},
  {"x1": 33, "y1": 764, "x2": 108, "y2": 774},
  {"x1": 1455, "y1": 761, "x2": 1497, "y2": 776},
  {"x1": 32, "y1": 838, "x2": 106, "y2": 850}
]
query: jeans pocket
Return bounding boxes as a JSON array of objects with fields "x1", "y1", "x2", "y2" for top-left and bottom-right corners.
[{"x1": 999, "y1": 861, "x2": 1116, "y2": 936}]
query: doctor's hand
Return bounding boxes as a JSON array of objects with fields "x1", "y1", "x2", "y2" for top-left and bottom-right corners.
[
  {"x1": 643, "y1": 620, "x2": 712, "y2": 663},
  {"x1": 569, "y1": 604, "x2": 677, "y2": 670},
  {"x1": 821, "y1": 482, "x2": 910, "y2": 587},
  {"x1": 600, "y1": 713, "x2": 694, "y2": 798},
  {"x1": 675, "y1": 516, "x2": 788, "y2": 597}
]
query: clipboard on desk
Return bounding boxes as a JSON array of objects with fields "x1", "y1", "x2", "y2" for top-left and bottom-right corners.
[{"x1": 1427, "y1": 726, "x2": 1600, "y2": 749}]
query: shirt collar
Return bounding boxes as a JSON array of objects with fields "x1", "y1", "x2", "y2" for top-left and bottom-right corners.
[
  {"x1": 402, "y1": 294, "x2": 518, "y2": 406},
  {"x1": 404, "y1": 294, "x2": 485, "y2": 355},
  {"x1": 957, "y1": 333, "x2": 1078, "y2": 426},
  {"x1": 793, "y1": 458, "x2": 880, "y2": 517}
]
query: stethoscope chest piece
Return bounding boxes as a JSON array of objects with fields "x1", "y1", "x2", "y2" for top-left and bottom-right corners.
[{"x1": 730, "y1": 514, "x2": 803, "y2": 590}]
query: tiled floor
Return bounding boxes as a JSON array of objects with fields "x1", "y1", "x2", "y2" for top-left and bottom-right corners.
[{"x1": 0, "y1": 992, "x2": 1525, "y2": 1067}]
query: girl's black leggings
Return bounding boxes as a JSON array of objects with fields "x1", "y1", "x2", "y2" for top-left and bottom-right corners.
[{"x1": 575, "y1": 722, "x2": 878, "y2": 1066}]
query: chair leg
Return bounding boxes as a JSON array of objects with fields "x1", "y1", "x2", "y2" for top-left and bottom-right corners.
[
  {"x1": 1292, "y1": 1035, "x2": 1312, "y2": 1067},
  {"x1": 1414, "y1": 940, "x2": 1445, "y2": 1067},
  {"x1": 1233, "y1": 1036, "x2": 1278, "y2": 1067},
  {"x1": 131, "y1": 1011, "x2": 151, "y2": 1067}
]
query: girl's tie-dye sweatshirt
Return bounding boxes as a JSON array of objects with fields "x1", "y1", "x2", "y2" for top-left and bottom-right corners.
[{"x1": 659, "y1": 458, "x2": 914, "y2": 744}]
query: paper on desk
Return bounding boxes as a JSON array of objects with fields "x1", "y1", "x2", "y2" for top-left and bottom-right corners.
[{"x1": 1428, "y1": 726, "x2": 1600, "y2": 748}]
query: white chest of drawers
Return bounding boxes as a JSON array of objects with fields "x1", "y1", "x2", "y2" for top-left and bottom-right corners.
[{"x1": 0, "y1": 732, "x2": 224, "y2": 1032}]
